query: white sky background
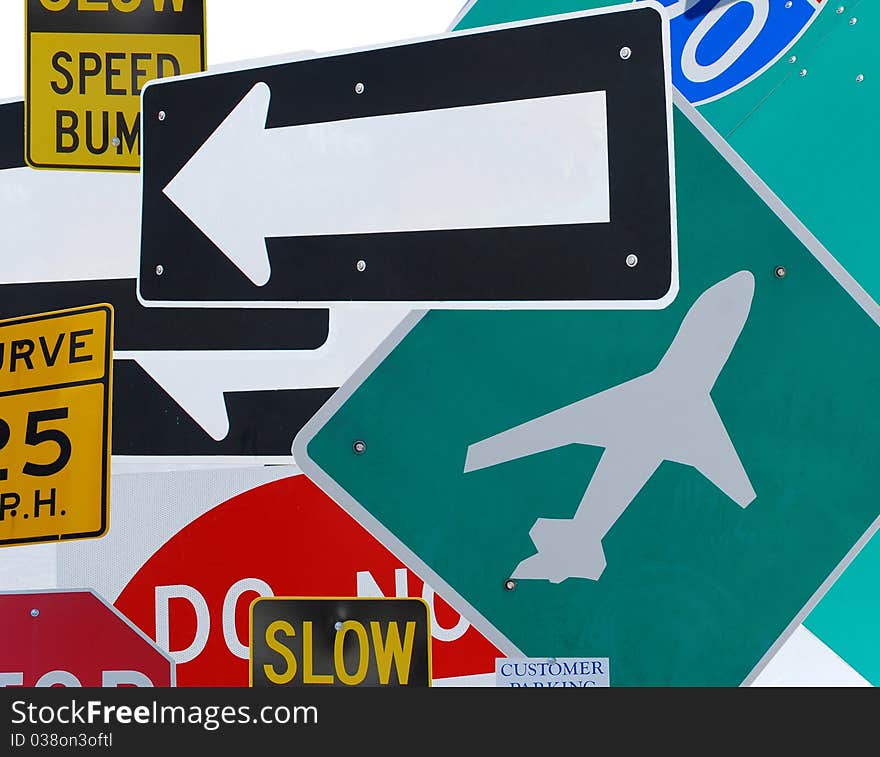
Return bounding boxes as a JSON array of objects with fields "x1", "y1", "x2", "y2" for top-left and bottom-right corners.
[{"x1": 0, "y1": 0, "x2": 468, "y2": 99}]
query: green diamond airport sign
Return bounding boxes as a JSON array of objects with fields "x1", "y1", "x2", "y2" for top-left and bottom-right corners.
[
  {"x1": 294, "y1": 95, "x2": 880, "y2": 685},
  {"x1": 446, "y1": 0, "x2": 880, "y2": 685}
]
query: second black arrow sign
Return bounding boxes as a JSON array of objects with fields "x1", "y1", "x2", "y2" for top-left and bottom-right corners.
[{"x1": 1, "y1": 99, "x2": 406, "y2": 462}]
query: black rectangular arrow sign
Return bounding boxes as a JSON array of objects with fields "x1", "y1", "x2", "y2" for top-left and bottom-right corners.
[{"x1": 138, "y1": 5, "x2": 677, "y2": 309}]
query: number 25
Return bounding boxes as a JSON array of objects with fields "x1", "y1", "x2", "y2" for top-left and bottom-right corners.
[{"x1": 0, "y1": 408, "x2": 72, "y2": 480}]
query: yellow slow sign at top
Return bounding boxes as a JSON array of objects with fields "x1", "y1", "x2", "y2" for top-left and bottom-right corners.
[
  {"x1": 0, "y1": 305, "x2": 113, "y2": 547},
  {"x1": 26, "y1": 0, "x2": 206, "y2": 171}
]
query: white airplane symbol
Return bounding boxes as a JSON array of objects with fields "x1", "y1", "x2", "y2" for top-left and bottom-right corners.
[{"x1": 464, "y1": 271, "x2": 757, "y2": 583}]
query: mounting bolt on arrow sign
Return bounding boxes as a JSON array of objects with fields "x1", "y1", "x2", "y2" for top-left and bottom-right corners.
[{"x1": 138, "y1": 4, "x2": 676, "y2": 309}]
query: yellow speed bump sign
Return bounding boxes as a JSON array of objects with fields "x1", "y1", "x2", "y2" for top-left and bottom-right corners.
[
  {"x1": 25, "y1": 0, "x2": 206, "y2": 171},
  {"x1": 0, "y1": 305, "x2": 113, "y2": 547}
]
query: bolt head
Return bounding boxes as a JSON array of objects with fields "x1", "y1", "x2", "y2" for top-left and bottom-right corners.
[
  {"x1": 857, "y1": 74, "x2": 865, "y2": 83},
  {"x1": 836, "y1": 5, "x2": 845, "y2": 13},
  {"x1": 619, "y1": 46, "x2": 632, "y2": 60},
  {"x1": 111, "y1": 136, "x2": 120, "y2": 147},
  {"x1": 625, "y1": 253, "x2": 639, "y2": 268},
  {"x1": 353, "y1": 440, "x2": 367, "y2": 455},
  {"x1": 356, "y1": 259, "x2": 366, "y2": 272},
  {"x1": 504, "y1": 579, "x2": 516, "y2": 591},
  {"x1": 30, "y1": 608, "x2": 39, "y2": 618},
  {"x1": 774, "y1": 265, "x2": 787, "y2": 279},
  {"x1": 789, "y1": 55, "x2": 797, "y2": 64},
  {"x1": 850, "y1": 16, "x2": 858, "y2": 25},
  {"x1": 155, "y1": 264, "x2": 164, "y2": 276},
  {"x1": 799, "y1": 68, "x2": 807, "y2": 77},
  {"x1": 355, "y1": 82, "x2": 365, "y2": 95},
  {"x1": 158, "y1": 110, "x2": 166, "y2": 121},
  {"x1": 785, "y1": 1, "x2": 792, "y2": 8}
]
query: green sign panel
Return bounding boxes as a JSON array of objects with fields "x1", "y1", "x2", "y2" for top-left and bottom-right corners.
[
  {"x1": 707, "y1": 0, "x2": 880, "y2": 306},
  {"x1": 295, "y1": 101, "x2": 880, "y2": 686},
  {"x1": 450, "y1": 0, "x2": 880, "y2": 684}
]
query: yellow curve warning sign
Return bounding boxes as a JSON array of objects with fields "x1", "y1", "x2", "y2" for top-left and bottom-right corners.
[
  {"x1": 25, "y1": 0, "x2": 206, "y2": 171},
  {"x1": 0, "y1": 305, "x2": 113, "y2": 547}
]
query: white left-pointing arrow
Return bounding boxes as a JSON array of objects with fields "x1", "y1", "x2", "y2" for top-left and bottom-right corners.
[
  {"x1": 116, "y1": 306, "x2": 409, "y2": 441},
  {"x1": 162, "y1": 81, "x2": 611, "y2": 287}
]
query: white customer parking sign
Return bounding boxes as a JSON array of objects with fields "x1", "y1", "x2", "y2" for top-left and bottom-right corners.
[{"x1": 496, "y1": 658, "x2": 610, "y2": 687}]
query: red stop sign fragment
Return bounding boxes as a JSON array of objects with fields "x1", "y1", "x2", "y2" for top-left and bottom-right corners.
[{"x1": 0, "y1": 590, "x2": 174, "y2": 687}]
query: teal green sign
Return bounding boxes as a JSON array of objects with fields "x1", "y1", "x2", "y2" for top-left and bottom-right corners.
[
  {"x1": 805, "y1": 533, "x2": 880, "y2": 686},
  {"x1": 708, "y1": 0, "x2": 880, "y2": 307},
  {"x1": 295, "y1": 100, "x2": 880, "y2": 685}
]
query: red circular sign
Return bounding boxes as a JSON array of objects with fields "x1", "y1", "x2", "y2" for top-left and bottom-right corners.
[{"x1": 116, "y1": 475, "x2": 500, "y2": 686}]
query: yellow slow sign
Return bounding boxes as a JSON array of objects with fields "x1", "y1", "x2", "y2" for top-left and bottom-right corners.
[
  {"x1": 0, "y1": 305, "x2": 113, "y2": 547},
  {"x1": 250, "y1": 598, "x2": 432, "y2": 687}
]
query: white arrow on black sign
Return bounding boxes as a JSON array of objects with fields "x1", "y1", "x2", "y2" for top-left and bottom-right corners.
[{"x1": 163, "y1": 81, "x2": 610, "y2": 287}]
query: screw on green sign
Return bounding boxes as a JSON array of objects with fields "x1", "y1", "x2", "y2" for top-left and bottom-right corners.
[{"x1": 294, "y1": 97, "x2": 880, "y2": 686}]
